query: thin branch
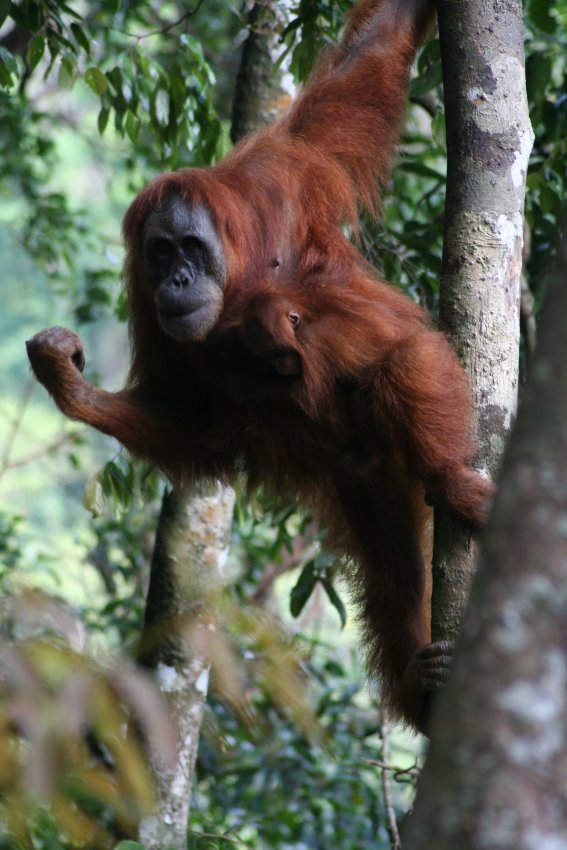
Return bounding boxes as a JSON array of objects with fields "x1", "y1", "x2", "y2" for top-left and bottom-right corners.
[
  {"x1": 378, "y1": 713, "x2": 403, "y2": 850},
  {"x1": 192, "y1": 831, "x2": 248, "y2": 847},
  {"x1": 0, "y1": 377, "x2": 35, "y2": 482},
  {"x1": 250, "y1": 520, "x2": 320, "y2": 604},
  {"x1": 362, "y1": 758, "x2": 420, "y2": 783},
  {"x1": 3, "y1": 431, "x2": 81, "y2": 472},
  {"x1": 105, "y1": 0, "x2": 206, "y2": 42}
]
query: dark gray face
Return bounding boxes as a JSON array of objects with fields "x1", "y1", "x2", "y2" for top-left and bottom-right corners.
[{"x1": 143, "y1": 196, "x2": 227, "y2": 343}]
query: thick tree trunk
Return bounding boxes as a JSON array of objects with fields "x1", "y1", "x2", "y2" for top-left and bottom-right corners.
[
  {"x1": 431, "y1": 0, "x2": 533, "y2": 642},
  {"x1": 404, "y1": 225, "x2": 567, "y2": 848}
]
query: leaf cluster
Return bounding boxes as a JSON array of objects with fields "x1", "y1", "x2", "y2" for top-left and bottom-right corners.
[{"x1": 0, "y1": 594, "x2": 174, "y2": 850}]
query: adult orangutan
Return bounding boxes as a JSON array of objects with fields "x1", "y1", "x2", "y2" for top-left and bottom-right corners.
[{"x1": 26, "y1": 0, "x2": 490, "y2": 733}]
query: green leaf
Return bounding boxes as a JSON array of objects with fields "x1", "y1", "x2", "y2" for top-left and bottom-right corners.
[
  {"x1": 10, "y1": 0, "x2": 40, "y2": 31},
  {"x1": 124, "y1": 110, "x2": 141, "y2": 143},
  {"x1": 133, "y1": 47, "x2": 149, "y2": 77},
  {"x1": 290, "y1": 561, "x2": 318, "y2": 618},
  {"x1": 410, "y1": 61, "x2": 442, "y2": 98},
  {"x1": 97, "y1": 106, "x2": 110, "y2": 135},
  {"x1": 58, "y1": 55, "x2": 76, "y2": 89},
  {"x1": 431, "y1": 109, "x2": 446, "y2": 151},
  {"x1": 0, "y1": 46, "x2": 19, "y2": 86},
  {"x1": 106, "y1": 66, "x2": 123, "y2": 94},
  {"x1": 58, "y1": 3, "x2": 83, "y2": 21},
  {"x1": 154, "y1": 88, "x2": 170, "y2": 127},
  {"x1": 85, "y1": 66, "x2": 109, "y2": 95},
  {"x1": 71, "y1": 22, "x2": 91, "y2": 55},
  {"x1": 0, "y1": 63, "x2": 11, "y2": 87},
  {"x1": 103, "y1": 461, "x2": 132, "y2": 511},
  {"x1": 0, "y1": 47, "x2": 19, "y2": 85},
  {"x1": 43, "y1": 42, "x2": 59, "y2": 81},
  {"x1": 83, "y1": 473, "x2": 105, "y2": 518},
  {"x1": 321, "y1": 577, "x2": 347, "y2": 629},
  {"x1": 0, "y1": 45, "x2": 17, "y2": 72},
  {"x1": 27, "y1": 34, "x2": 45, "y2": 70},
  {"x1": 114, "y1": 843, "x2": 145, "y2": 850}
]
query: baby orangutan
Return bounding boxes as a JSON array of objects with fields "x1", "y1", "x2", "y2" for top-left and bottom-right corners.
[{"x1": 222, "y1": 275, "x2": 494, "y2": 529}]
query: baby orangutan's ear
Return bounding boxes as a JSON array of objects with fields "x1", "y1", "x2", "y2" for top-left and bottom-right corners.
[{"x1": 288, "y1": 311, "x2": 300, "y2": 330}]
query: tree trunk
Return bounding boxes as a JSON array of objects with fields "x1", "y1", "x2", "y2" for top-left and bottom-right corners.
[
  {"x1": 137, "y1": 484, "x2": 234, "y2": 850},
  {"x1": 404, "y1": 224, "x2": 567, "y2": 848},
  {"x1": 230, "y1": 3, "x2": 290, "y2": 143},
  {"x1": 431, "y1": 0, "x2": 533, "y2": 643}
]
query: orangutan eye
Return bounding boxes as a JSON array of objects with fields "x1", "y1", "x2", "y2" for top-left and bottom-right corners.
[
  {"x1": 150, "y1": 237, "x2": 173, "y2": 259},
  {"x1": 288, "y1": 311, "x2": 300, "y2": 330}
]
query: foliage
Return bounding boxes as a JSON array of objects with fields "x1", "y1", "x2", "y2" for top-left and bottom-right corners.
[
  {"x1": 191, "y1": 644, "x2": 419, "y2": 850},
  {"x1": 524, "y1": 0, "x2": 567, "y2": 306},
  {"x1": 281, "y1": 0, "x2": 353, "y2": 78},
  {"x1": 82, "y1": 459, "x2": 162, "y2": 648},
  {"x1": 0, "y1": 595, "x2": 174, "y2": 850},
  {"x1": 232, "y1": 494, "x2": 347, "y2": 628},
  {"x1": 0, "y1": 1, "x2": 228, "y2": 168}
]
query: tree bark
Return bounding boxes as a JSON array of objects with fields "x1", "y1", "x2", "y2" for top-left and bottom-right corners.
[
  {"x1": 230, "y1": 3, "x2": 290, "y2": 143},
  {"x1": 431, "y1": 0, "x2": 533, "y2": 642},
  {"x1": 137, "y1": 484, "x2": 234, "y2": 850},
  {"x1": 404, "y1": 224, "x2": 567, "y2": 848}
]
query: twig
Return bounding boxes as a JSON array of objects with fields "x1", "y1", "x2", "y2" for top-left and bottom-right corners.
[
  {"x1": 192, "y1": 832, "x2": 248, "y2": 847},
  {"x1": 3, "y1": 431, "x2": 81, "y2": 472},
  {"x1": 250, "y1": 520, "x2": 319, "y2": 604},
  {"x1": 378, "y1": 714, "x2": 403, "y2": 850},
  {"x1": 0, "y1": 377, "x2": 35, "y2": 482},
  {"x1": 362, "y1": 757, "x2": 420, "y2": 783},
  {"x1": 105, "y1": 0, "x2": 206, "y2": 42}
]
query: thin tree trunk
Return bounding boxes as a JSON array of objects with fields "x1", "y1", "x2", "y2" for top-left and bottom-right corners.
[
  {"x1": 137, "y1": 484, "x2": 234, "y2": 849},
  {"x1": 431, "y1": 0, "x2": 533, "y2": 643},
  {"x1": 404, "y1": 224, "x2": 567, "y2": 848},
  {"x1": 231, "y1": 3, "x2": 290, "y2": 143}
]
